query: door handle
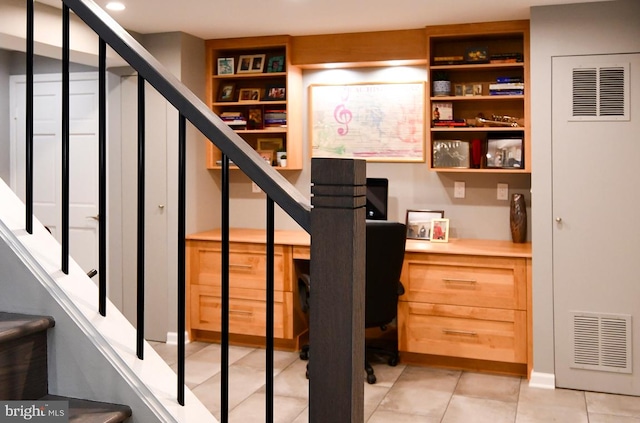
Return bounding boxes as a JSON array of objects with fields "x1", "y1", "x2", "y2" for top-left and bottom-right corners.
[
  {"x1": 87, "y1": 215, "x2": 99, "y2": 221},
  {"x1": 555, "y1": 217, "x2": 562, "y2": 223}
]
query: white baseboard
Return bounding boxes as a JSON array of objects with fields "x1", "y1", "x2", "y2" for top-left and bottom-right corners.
[
  {"x1": 529, "y1": 370, "x2": 556, "y2": 389},
  {"x1": 166, "y1": 331, "x2": 190, "y2": 345}
]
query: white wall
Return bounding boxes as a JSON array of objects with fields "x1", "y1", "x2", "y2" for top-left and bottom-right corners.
[{"x1": 530, "y1": 0, "x2": 640, "y2": 379}]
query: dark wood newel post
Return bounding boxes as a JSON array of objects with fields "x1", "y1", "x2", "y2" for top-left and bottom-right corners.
[{"x1": 309, "y1": 158, "x2": 366, "y2": 423}]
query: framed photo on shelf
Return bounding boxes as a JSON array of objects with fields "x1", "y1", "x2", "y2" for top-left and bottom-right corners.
[
  {"x1": 217, "y1": 83, "x2": 236, "y2": 102},
  {"x1": 238, "y1": 88, "x2": 261, "y2": 102},
  {"x1": 256, "y1": 149, "x2": 274, "y2": 165},
  {"x1": 465, "y1": 46, "x2": 488, "y2": 63},
  {"x1": 247, "y1": 108, "x2": 263, "y2": 129},
  {"x1": 430, "y1": 218, "x2": 450, "y2": 243},
  {"x1": 432, "y1": 140, "x2": 470, "y2": 168},
  {"x1": 405, "y1": 209, "x2": 445, "y2": 240},
  {"x1": 217, "y1": 57, "x2": 234, "y2": 75},
  {"x1": 432, "y1": 102, "x2": 453, "y2": 121},
  {"x1": 237, "y1": 54, "x2": 266, "y2": 74},
  {"x1": 265, "y1": 85, "x2": 286, "y2": 101},
  {"x1": 486, "y1": 137, "x2": 523, "y2": 169},
  {"x1": 267, "y1": 55, "x2": 285, "y2": 73},
  {"x1": 257, "y1": 138, "x2": 283, "y2": 154}
]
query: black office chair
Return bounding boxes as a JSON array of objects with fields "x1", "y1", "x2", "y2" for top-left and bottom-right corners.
[{"x1": 298, "y1": 220, "x2": 407, "y2": 384}]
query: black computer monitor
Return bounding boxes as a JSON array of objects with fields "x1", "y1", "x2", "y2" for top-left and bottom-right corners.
[{"x1": 365, "y1": 178, "x2": 388, "y2": 220}]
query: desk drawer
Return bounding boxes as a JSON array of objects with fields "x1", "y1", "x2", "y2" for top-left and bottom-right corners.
[
  {"x1": 398, "y1": 301, "x2": 526, "y2": 363},
  {"x1": 401, "y1": 254, "x2": 527, "y2": 309},
  {"x1": 190, "y1": 285, "x2": 292, "y2": 338},
  {"x1": 187, "y1": 241, "x2": 291, "y2": 291}
]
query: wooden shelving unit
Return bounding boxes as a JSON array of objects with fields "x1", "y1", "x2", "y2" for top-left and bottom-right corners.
[
  {"x1": 205, "y1": 35, "x2": 302, "y2": 170},
  {"x1": 426, "y1": 21, "x2": 530, "y2": 173}
]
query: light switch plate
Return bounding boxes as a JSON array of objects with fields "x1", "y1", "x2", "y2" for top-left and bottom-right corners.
[
  {"x1": 454, "y1": 181, "x2": 465, "y2": 198},
  {"x1": 497, "y1": 183, "x2": 509, "y2": 200}
]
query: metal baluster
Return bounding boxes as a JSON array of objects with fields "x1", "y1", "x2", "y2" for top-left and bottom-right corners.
[
  {"x1": 136, "y1": 75, "x2": 145, "y2": 360},
  {"x1": 177, "y1": 114, "x2": 186, "y2": 405},
  {"x1": 25, "y1": 0, "x2": 34, "y2": 234},
  {"x1": 98, "y1": 38, "x2": 107, "y2": 316},
  {"x1": 61, "y1": 5, "x2": 70, "y2": 274},
  {"x1": 221, "y1": 154, "x2": 230, "y2": 423},
  {"x1": 266, "y1": 196, "x2": 275, "y2": 423}
]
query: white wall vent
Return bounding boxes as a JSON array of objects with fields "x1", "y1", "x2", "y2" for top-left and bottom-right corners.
[
  {"x1": 571, "y1": 311, "x2": 632, "y2": 373},
  {"x1": 570, "y1": 63, "x2": 629, "y2": 121}
]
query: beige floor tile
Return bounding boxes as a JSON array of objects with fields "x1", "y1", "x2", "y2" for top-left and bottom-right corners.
[
  {"x1": 234, "y1": 347, "x2": 300, "y2": 373},
  {"x1": 454, "y1": 372, "x2": 521, "y2": 403},
  {"x1": 192, "y1": 364, "x2": 269, "y2": 416},
  {"x1": 589, "y1": 414, "x2": 640, "y2": 423},
  {"x1": 442, "y1": 395, "x2": 516, "y2": 423},
  {"x1": 516, "y1": 380, "x2": 588, "y2": 423},
  {"x1": 394, "y1": 365, "x2": 461, "y2": 392},
  {"x1": 364, "y1": 384, "x2": 391, "y2": 421},
  {"x1": 367, "y1": 409, "x2": 441, "y2": 423},
  {"x1": 180, "y1": 343, "x2": 254, "y2": 388},
  {"x1": 269, "y1": 358, "x2": 310, "y2": 399},
  {"x1": 367, "y1": 361, "x2": 406, "y2": 387},
  {"x1": 586, "y1": 392, "x2": 640, "y2": 418},
  {"x1": 377, "y1": 384, "x2": 452, "y2": 419},
  {"x1": 229, "y1": 392, "x2": 307, "y2": 423},
  {"x1": 291, "y1": 408, "x2": 308, "y2": 423}
]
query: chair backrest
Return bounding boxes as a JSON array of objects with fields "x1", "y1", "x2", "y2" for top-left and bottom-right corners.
[{"x1": 364, "y1": 220, "x2": 407, "y2": 328}]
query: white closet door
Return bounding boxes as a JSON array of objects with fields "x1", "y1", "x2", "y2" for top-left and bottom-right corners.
[
  {"x1": 10, "y1": 73, "x2": 99, "y2": 275},
  {"x1": 552, "y1": 53, "x2": 640, "y2": 395}
]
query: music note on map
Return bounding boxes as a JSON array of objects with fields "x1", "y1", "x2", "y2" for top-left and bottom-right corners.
[{"x1": 334, "y1": 104, "x2": 352, "y2": 136}]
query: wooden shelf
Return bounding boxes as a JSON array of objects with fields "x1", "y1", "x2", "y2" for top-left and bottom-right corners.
[
  {"x1": 205, "y1": 35, "x2": 302, "y2": 170},
  {"x1": 426, "y1": 21, "x2": 530, "y2": 173}
]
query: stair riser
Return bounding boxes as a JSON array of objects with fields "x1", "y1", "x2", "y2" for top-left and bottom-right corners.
[{"x1": 0, "y1": 331, "x2": 48, "y2": 400}]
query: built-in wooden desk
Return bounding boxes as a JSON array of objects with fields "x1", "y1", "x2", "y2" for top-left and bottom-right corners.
[{"x1": 186, "y1": 228, "x2": 532, "y2": 377}]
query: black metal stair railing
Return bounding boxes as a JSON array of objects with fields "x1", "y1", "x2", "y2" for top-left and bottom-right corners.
[{"x1": 19, "y1": 0, "x2": 366, "y2": 421}]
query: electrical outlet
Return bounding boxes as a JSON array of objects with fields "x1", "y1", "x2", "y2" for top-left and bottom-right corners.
[
  {"x1": 252, "y1": 182, "x2": 262, "y2": 193},
  {"x1": 454, "y1": 181, "x2": 465, "y2": 199},
  {"x1": 497, "y1": 183, "x2": 509, "y2": 200}
]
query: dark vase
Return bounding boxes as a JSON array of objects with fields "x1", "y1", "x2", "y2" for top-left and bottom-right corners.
[{"x1": 510, "y1": 193, "x2": 527, "y2": 243}]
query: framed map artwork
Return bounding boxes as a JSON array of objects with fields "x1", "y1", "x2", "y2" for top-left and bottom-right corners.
[{"x1": 309, "y1": 82, "x2": 425, "y2": 162}]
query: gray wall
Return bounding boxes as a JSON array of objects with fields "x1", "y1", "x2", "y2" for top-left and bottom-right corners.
[
  {"x1": 0, "y1": 50, "x2": 9, "y2": 183},
  {"x1": 224, "y1": 66, "x2": 532, "y2": 240},
  {"x1": 530, "y1": 0, "x2": 640, "y2": 378}
]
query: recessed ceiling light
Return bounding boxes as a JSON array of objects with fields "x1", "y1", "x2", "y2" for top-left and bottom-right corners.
[{"x1": 106, "y1": 2, "x2": 125, "y2": 11}]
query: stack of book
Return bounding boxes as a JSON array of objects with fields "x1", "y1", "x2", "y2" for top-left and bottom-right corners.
[
  {"x1": 220, "y1": 111, "x2": 246, "y2": 129},
  {"x1": 489, "y1": 77, "x2": 524, "y2": 96},
  {"x1": 264, "y1": 109, "x2": 287, "y2": 127},
  {"x1": 489, "y1": 53, "x2": 523, "y2": 63},
  {"x1": 433, "y1": 119, "x2": 467, "y2": 127}
]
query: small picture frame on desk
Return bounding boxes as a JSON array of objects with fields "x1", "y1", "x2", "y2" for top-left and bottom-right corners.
[
  {"x1": 430, "y1": 218, "x2": 450, "y2": 242},
  {"x1": 217, "y1": 57, "x2": 234, "y2": 75},
  {"x1": 217, "y1": 83, "x2": 236, "y2": 102},
  {"x1": 405, "y1": 209, "x2": 445, "y2": 240},
  {"x1": 247, "y1": 108, "x2": 263, "y2": 129}
]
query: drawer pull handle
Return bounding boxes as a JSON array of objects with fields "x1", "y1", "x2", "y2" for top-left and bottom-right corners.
[
  {"x1": 229, "y1": 263, "x2": 253, "y2": 269},
  {"x1": 230, "y1": 310, "x2": 253, "y2": 316},
  {"x1": 443, "y1": 329, "x2": 478, "y2": 337},
  {"x1": 443, "y1": 278, "x2": 477, "y2": 285}
]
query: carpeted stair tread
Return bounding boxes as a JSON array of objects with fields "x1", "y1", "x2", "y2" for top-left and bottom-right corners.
[
  {"x1": 41, "y1": 395, "x2": 132, "y2": 423},
  {"x1": 0, "y1": 312, "x2": 55, "y2": 344}
]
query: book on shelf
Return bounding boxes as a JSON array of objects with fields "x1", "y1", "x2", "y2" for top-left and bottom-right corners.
[
  {"x1": 433, "y1": 55, "x2": 464, "y2": 65},
  {"x1": 489, "y1": 82, "x2": 524, "y2": 96},
  {"x1": 489, "y1": 53, "x2": 523, "y2": 63},
  {"x1": 496, "y1": 76, "x2": 523, "y2": 84},
  {"x1": 264, "y1": 109, "x2": 287, "y2": 127},
  {"x1": 433, "y1": 119, "x2": 467, "y2": 127}
]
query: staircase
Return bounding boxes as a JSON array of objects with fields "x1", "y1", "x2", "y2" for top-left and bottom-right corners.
[{"x1": 0, "y1": 312, "x2": 132, "y2": 422}]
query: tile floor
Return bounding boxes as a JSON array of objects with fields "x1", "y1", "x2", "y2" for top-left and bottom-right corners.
[{"x1": 150, "y1": 341, "x2": 640, "y2": 422}]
